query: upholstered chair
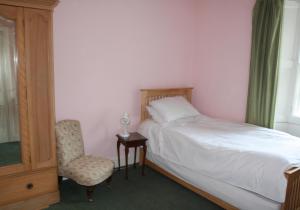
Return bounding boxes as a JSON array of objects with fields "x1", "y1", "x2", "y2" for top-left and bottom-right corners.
[{"x1": 55, "y1": 120, "x2": 114, "y2": 202}]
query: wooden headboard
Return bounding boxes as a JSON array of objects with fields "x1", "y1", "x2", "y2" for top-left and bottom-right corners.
[{"x1": 140, "y1": 87, "x2": 193, "y2": 121}]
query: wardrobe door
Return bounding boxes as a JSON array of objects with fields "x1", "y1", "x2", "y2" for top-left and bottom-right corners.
[
  {"x1": 24, "y1": 8, "x2": 56, "y2": 170},
  {"x1": 0, "y1": 5, "x2": 30, "y2": 177}
]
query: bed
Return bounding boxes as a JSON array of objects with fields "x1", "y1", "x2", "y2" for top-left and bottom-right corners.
[{"x1": 138, "y1": 88, "x2": 300, "y2": 210}]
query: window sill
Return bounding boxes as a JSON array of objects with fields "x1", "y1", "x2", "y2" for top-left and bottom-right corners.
[{"x1": 289, "y1": 115, "x2": 300, "y2": 125}]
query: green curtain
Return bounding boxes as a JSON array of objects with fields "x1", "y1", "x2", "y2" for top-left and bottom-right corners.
[{"x1": 246, "y1": 0, "x2": 284, "y2": 128}]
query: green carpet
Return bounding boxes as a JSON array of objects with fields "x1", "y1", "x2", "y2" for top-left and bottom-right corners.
[
  {"x1": 48, "y1": 166, "x2": 224, "y2": 210},
  {"x1": 0, "y1": 141, "x2": 21, "y2": 166}
]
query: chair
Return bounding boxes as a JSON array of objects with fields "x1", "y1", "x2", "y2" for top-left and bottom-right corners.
[{"x1": 55, "y1": 120, "x2": 114, "y2": 202}]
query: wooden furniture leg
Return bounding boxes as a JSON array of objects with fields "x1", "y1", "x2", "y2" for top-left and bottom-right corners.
[
  {"x1": 133, "y1": 146, "x2": 137, "y2": 168},
  {"x1": 116, "y1": 133, "x2": 147, "y2": 179},
  {"x1": 106, "y1": 175, "x2": 112, "y2": 185},
  {"x1": 117, "y1": 141, "x2": 121, "y2": 171},
  {"x1": 86, "y1": 186, "x2": 96, "y2": 202},
  {"x1": 142, "y1": 143, "x2": 147, "y2": 176},
  {"x1": 58, "y1": 176, "x2": 63, "y2": 185},
  {"x1": 125, "y1": 147, "x2": 129, "y2": 179},
  {"x1": 139, "y1": 148, "x2": 144, "y2": 166},
  {"x1": 281, "y1": 167, "x2": 300, "y2": 210}
]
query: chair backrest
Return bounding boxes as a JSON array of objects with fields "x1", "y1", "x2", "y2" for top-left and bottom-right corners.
[{"x1": 55, "y1": 120, "x2": 85, "y2": 172}]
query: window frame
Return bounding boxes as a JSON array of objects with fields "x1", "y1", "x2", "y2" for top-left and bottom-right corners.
[{"x1": 286, "y1": 0, "x2": 300, "y2": 124}]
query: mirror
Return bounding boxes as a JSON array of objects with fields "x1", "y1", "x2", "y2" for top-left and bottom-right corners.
[{"x1": 0, "y1": 16, "x2": 21, "y2": 167}]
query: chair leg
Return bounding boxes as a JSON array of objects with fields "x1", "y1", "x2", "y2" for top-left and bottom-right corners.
[
  {"x1": 106, "y1": 175, "x2": 112, "y2": 184},
  {"x1": 106, "y1": 175, "x2": 112, "y2": 187},
  {"x1": 86, "y1": 186, "x2": 96, "y2": 202},
  {"x1": 58, "y1": 176, "x2": 63, "y2": 185}
]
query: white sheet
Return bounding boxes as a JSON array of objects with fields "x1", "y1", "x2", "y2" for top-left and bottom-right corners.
[
  {"x1": 138, "y1": 116, "x2": 300, "y2": 203},
  {"x1": 147, "y1": 149, "x2": 281, "y2": 210}
]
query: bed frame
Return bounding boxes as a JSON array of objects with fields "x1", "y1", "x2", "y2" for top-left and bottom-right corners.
[{"x1": 139, "y1": 87, "x2": 300, "y2": 210}]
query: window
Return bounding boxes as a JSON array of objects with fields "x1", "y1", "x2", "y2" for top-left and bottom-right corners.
[
  {"x1": 293, "y1": 65, "x2": 300, "y2": 118},
  {"x1": 274, "y1": 0, "x2": 300, "y2": 136},
  {"x1": 291, "y1": 25, "x2": 300, "y2": 121}
]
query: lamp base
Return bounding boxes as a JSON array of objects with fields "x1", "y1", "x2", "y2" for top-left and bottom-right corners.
[{"x1": 119, "y1": 132, "x2": 130, "y2": 139}]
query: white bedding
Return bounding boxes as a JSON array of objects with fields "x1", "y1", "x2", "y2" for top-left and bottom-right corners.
[
  {"x1": 138, "y1": 116, "x2": 300, "y2": 203},
  {"x1": 147, "y1": 150, "x2": 281, "y2": 210}
]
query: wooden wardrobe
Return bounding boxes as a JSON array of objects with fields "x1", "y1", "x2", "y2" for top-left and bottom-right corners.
[{"x1": 0, "y1": 0, "x2": 59, "y2": 209}]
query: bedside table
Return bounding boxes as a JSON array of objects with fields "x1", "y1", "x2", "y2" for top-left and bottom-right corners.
[{"x1": 116, "y1": 132, "x2": 148, "y2": 179}]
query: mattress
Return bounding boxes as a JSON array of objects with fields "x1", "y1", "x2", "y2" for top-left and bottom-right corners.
[
  {"x1": 146, "y1": 150, "x2": 281, "y2": 210},
  {"x1": 138, "y1": 116, "x2": 300, "y2": 202},
  {"x1": 137, "y1": 117, "x2": 300, "y2": 210}
]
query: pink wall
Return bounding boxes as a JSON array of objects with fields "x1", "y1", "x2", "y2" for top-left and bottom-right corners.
[
  {"x1": 54, "y1": 0, "x2": 197, "y2": 158},
  {"x1": 53, "y1": 0, "x2": 254, "y2": 159},
  {"x1": 192, "y1": 0, "x2": 255, "y2": 122}
]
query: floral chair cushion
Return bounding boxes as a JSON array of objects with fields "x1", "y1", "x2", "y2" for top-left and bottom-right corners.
[
  {"x1": 55, "y1": 120, "x2": 85, "y2": 174},
  {"x1": 61, "y1": 155, "x2": 114, "y2": 186}
]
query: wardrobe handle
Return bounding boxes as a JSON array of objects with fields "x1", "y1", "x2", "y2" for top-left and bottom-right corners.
[{"x1": 26, "y1": 183, "x2": 33, "y2": 190}]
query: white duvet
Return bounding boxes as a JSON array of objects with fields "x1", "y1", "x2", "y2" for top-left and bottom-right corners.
[{"x1": 138, "y1": 116, "x2": 300, "y2": 203}]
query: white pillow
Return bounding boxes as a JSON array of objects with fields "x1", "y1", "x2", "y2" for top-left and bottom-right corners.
[
  {"x1": 146, "y1": 106, "x2": 166, "y2": 124},
  {"x1": 149, "y1": 96, "x2": 200, "y2": 122}
]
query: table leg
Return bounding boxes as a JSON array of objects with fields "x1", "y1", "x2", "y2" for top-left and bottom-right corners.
[
  {"x1": 125, "y1": 146, "x2": 129, "y2": 179},
  {"x1": 142, "y1": 143, "x2": 147, "y2": 176},
  {"x1": 117, "y1": 141, "x2": 121, "y2": 171},
  {"x1": 133, "y1": 146, "x2": 137, "y2": 168}
]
